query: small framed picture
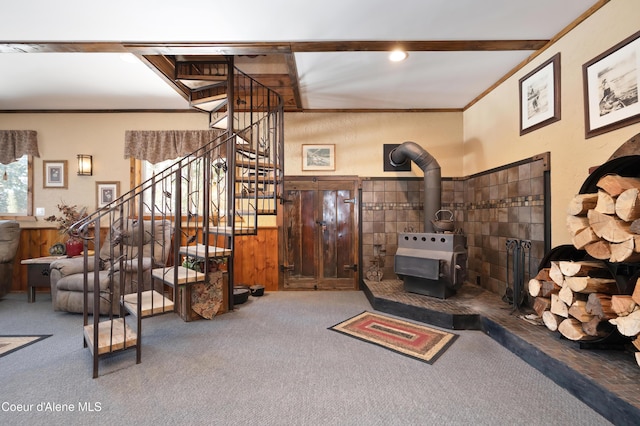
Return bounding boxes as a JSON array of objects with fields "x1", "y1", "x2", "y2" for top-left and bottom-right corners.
[
  {"x1": 96, "y1": 181, "x2": 120, "y2": 209},
  {"x1": 43, "y1": 160, "x2": 68, "y2": 188},
  {"x1": 302, "y1": 144, "x2": 335, "y2": 171},
  {"x1": 583, "y1": 30, "x2": 640, "y2": 138},
  {"x1": 519, "y1": 53, "x2": 561, "y2": 135}
]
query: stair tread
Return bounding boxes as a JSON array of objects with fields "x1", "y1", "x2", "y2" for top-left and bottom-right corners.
[
  {"x1": 235, "y1": 175, "x2": 276, "y2": 183},
  {"x1": 236, "y1": 159, "x2": 277, "y2": 169},
  {"x1": 178, "y1": 244, "x2": 232, "y2": 258},
  {"x1": 84, "y1": 318, "x2": 137, "y2": 356},
  {"x1": 122, "y1": 290, "x2": 174, "y2": 317},
  {"x1": 151, "y1": 266, "x2": 206, "y2": 286}
]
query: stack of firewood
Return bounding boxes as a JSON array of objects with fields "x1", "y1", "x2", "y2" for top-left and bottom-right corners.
[
  {"x1": 529, "y1": 173, "x2": 640, "y2": 366},
  {"x1": 567, "y1": 174, "x2": 640, "y2": 262},
  {"x1": 530, "y1": 259, "x2": 640, "y2": 366}
]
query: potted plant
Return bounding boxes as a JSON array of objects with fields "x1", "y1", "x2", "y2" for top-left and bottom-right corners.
[{"x1": 44, "y1": 202, "x2": 88, "y2": 257}]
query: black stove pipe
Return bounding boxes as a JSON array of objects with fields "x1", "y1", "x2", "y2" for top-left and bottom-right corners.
[{"x1": 389, "y1": 141, "x2": 441, "y2": 233}]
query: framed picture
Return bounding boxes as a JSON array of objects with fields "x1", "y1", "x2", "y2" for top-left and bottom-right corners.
[
  {"x1": 43, "y1": 160, "x2": 68, "y2": 188},
  {"x1": 96, "y1": 181, "x2": 119, "y2": 209},
  {"x1": 519, "y1": 53, "x2": 561, "y2": 135},
  {"x1": 583, "y1": 30, "x2": 640, "y2": 138},
  {"x1": 302, "y1": 144, "x2": 335, "y2": 171}
]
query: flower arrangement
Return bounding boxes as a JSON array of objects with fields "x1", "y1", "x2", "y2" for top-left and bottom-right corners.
[{"x1": 44, "y1": 202, "x2": 89, "y2": 239}]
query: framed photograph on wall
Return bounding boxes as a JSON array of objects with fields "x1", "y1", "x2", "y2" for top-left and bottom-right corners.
[
  {"x1": 519, "y1": 53, "x2": 561, "y2": 135},
  {"x1": 96, "y1": 181, "x2": 119, "y2": 209},
  {"x1": 583, "y1": 30, "x2": 640, "y2": 138},
  {"x1": 43, "y1": 160, "x2": 68, "y2": 188},
  {"x1": 302, "y1": 144, "x2": 335, "y2": 171}
]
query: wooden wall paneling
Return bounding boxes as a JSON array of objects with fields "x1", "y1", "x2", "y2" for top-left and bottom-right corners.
[{"x1": 234, "y1": 228, "x2": 278, "y2": 291}]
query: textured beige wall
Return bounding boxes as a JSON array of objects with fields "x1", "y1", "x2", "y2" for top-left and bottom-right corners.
[
  {"x1": 463, "y1": 0, "x2": 640, "y2": 247},
  {"x1": 284, "y1": 112, "x2": 463, "y2": 177}
]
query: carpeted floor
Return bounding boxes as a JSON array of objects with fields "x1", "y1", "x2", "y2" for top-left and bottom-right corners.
[{"x1": 0, "y1": 291, "x2": 612, "y2": 425}]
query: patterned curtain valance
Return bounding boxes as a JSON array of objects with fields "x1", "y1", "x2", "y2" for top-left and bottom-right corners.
[
  {"x1": 124, "y1": 130, "x2": 226, "y2": 164},
  {"x1": 0, "y1": 130, "x2": 40, "y2": 165}
]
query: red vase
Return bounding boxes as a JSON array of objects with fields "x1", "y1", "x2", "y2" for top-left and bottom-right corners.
[{"x1": 65, "y1": 239, "x2": 84, "y2": 257}]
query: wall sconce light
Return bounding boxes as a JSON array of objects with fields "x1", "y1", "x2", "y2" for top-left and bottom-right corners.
[{"x1": 77, "y1": 154, "x2": 93, "y2": 176}]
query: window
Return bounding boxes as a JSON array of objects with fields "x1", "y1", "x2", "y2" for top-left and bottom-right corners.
[
  {"x1": 132, "y1": 156, "x2": 227, "y2": 219},
  {"x1": 0, "y1": 155, "x2": 32, "y2": 216}
]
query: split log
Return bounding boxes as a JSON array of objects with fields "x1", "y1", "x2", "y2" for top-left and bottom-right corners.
[
  {"x1": 529, "y1": 279, "x2": 561, "y2": 298},
  {"x1": 566, "y1": 215, "x2": 590, "y2": 237},
  {"x1": 584, "y1": 240, "x2": 611, "y2": 260},
  {"x1": 609, "y1": 309, "x2": 640, "y2": 336},
  {"x1": 572, "y1": 227, "x2": 599, "y2": 250},
  {"x1": 582, "y1": 316, "x2": 604, "y2": 337},
  {"x1": 558, "y1": 318, "x2": 592, "y2": 341},
  {"x1": 630, "y1": 218, "x2": 640, "y2": 234},
  {"x1": 529, "y1": 279, "x2": 541, "y2": 297},
  {"x1": 558, "y1": 260, "x2": 608, "y2": 277},
  {"x1": 588, "y1": 209, "x2": 633, "y2": 243},
  {"x1": 568, "y1": 300, "x2": 593, "y2": 322},
  {"x1": 567, "y1": 193, "x2": 598, "y2": 215},
  {"x1": 632, "y1": 278, "x2": 640, "y2": 305},
  {"x1": 549, "y1": 261, "x2": 564, "y2": 286},
  {"x1": 540, "y1": 280, "x2": 561, "y2": 298},
  {"x1": 542, "y1": 311, "x2": 561, "y2": 332},
  {"x1": 534, "y1": 268, "x2": 551, "y2": 282},
  {"x1": 550, "y1": 293, "x2": 568, "y2": 318},
  {"x1": 533, "y1": 297, "x2": 551, "y2": 317},
  {"x1": 609, "y1": 238, "x2": 640, "y2": 263},
  {"x1": 611, "y1": 295, "x2": 637, "y2": 316},
  {"x1": 597, "y1": 174, "x2": 640, "y2": 197},
  {"x1": 585, "y1": 293, "x2": 615, "y2": 320},
  {"x1": 595, "y1": 189, "x2": 616, "y2": 214},
  {"x1": 635, "y1": 352, "x2": 640, "y2": 368},
  {"x1": 633, "y1": 336, "x2": 640, "y2": 351},
  {"x1": 615, "y1": 187, "x2": 640, "y2": 222},
  {"x1": 559, "y1": 284, "x2": 576, "y2": 306},
  {"x1": 565, "y1": 276, "x2": 618, "y2": 294}
]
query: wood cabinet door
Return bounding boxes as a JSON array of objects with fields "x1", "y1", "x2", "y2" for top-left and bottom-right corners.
[{"x1": 282, "y1": 177, "x2": 358, "y2": 290}]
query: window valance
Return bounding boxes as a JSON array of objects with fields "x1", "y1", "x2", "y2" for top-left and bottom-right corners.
[
  {"x1": 124, "y1": 130, "x2": 226, "y2": 164},
  {"x1": 0, "y1": 130, "x2": 40, "y2": 165}
]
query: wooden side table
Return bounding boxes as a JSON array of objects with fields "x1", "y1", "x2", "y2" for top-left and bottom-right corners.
[{"x1": 20, "y1": 256, "x2": 65, "y2": 303}]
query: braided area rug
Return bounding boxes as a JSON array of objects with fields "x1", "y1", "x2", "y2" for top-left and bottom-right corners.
[{"x1": 329, "y1": 311, "x2": 457, "y2": 364}]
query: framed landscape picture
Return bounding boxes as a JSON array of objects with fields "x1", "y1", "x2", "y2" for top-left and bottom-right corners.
[
  {"x1": 583, "y1": 30, "x2": 640, "y2": 138},
  {"x1": 519, "y1": 53, "x2": 561, "y2": 135},
  {"x1": 302, "y1": 144, "x2": 335, "y2": 171},
  {"x1": 43, "y1": 160, "x2": 68, "y2": 188},
  {"x1": 96, "y1": 181, "x2": 119, "y2": 209}
]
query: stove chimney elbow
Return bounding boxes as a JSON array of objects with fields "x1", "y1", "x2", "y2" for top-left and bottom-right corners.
[{"x1": 389, "y1": 141, "x2": 441, "y2": 233}]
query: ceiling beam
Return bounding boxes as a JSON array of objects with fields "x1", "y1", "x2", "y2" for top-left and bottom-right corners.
[{"x1": 0, "y1": 39, "x2": 548, "y2": 55}]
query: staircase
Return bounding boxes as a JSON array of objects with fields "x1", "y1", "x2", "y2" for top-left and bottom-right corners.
[{"x1": 72, "y1": 56, "x2": 284, "y2": 378}]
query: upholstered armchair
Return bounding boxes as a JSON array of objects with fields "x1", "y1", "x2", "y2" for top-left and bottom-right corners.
[
  {"x1": 0, "y1": 220, "x2": 21, "y2": 299},
  {"x1": 49, "y1": 219, "x2": 172, "y2": 315}
]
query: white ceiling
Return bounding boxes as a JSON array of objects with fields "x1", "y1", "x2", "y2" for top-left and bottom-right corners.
[{"x1": 0, "y1": 0, "x2": 604, "y2": 111}]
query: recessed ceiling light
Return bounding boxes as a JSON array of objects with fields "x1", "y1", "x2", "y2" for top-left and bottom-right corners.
[{"x1": 389, "y1": 50, "x2": 408, "y2": 62}]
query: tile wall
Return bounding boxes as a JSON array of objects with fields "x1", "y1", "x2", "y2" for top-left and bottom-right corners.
[{"x1": 361, "y1": 153, "x2": 550, "y2": 297}]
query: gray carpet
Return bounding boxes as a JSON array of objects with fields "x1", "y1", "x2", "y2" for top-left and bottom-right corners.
[{"x1": 0, "y1": 291, "x2": 611, "y2": 425}]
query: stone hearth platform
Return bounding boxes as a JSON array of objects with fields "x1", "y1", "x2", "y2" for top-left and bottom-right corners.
[{"x1": 362, "y1": 279, "x2": 640, "y2": 425}]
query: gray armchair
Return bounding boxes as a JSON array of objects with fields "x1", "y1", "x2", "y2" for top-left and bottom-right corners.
[
  {"x1": 49, "y1": 219, "x2": 172, "y2": 315},
  {"x1": 0, "y1": 220, "x2": 21, "y2": 299}
]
